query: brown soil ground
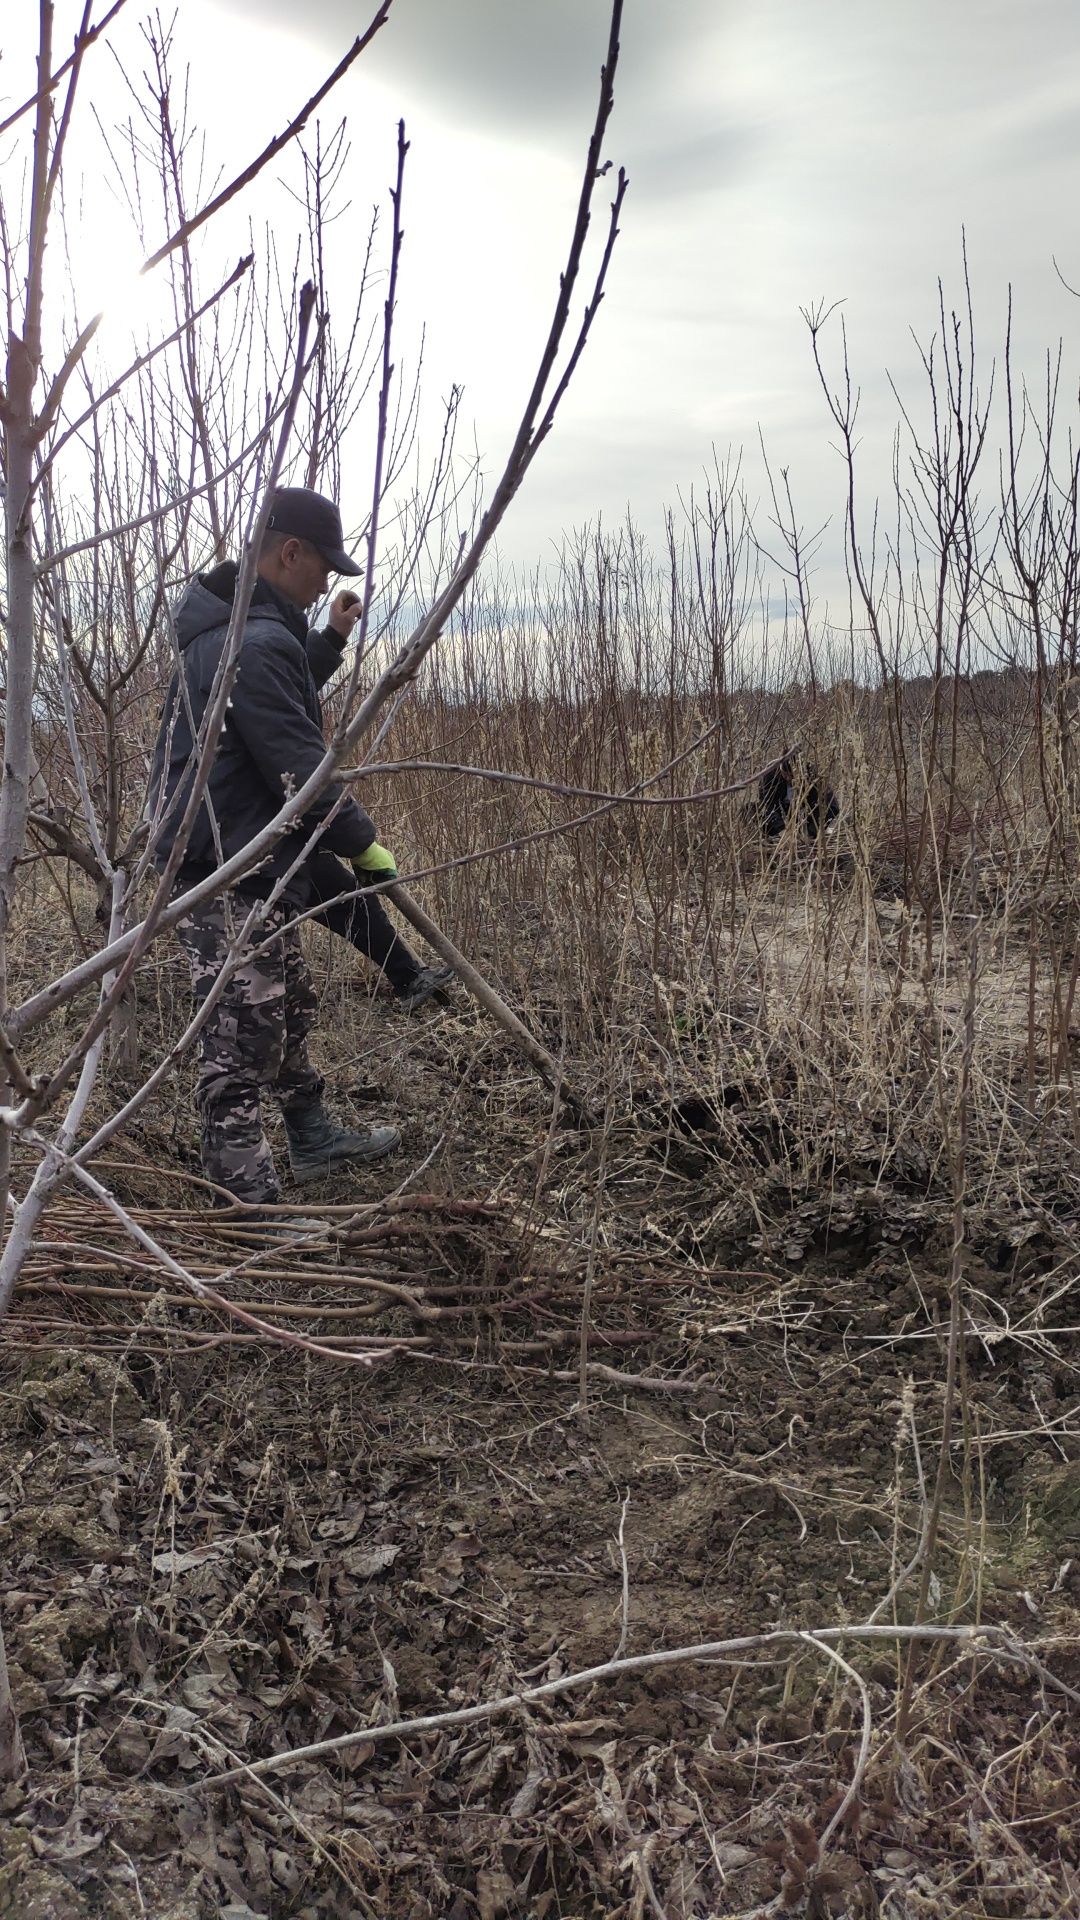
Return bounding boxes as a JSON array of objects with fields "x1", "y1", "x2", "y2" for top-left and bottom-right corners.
[{"x1": 3, "y1": 919, "x2": 1080, "y2": 1919}]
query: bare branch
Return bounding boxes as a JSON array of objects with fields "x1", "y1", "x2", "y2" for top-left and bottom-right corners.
[
  {"x1": 195, "y1": 1623, "x2": 1059, "y2": 1789},
  {"x1": 37, "y1": 252, "x2": 253, "y2": 454},
  {"x1": 0, "y1": 0, "x2": 128, "y2": 143},
  {"x1": 34, "y1": 0, "x2": 396, "y2": 423}
]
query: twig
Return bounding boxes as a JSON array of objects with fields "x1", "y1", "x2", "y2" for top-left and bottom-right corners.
[
  {"x1": 897, "y1": 833, "x2": 981, "y2": 1739},
  {"x1": 37, "y1": 253, "x2": 254, "y2": 456},
  {"x1": 353, "y1": 755, "x2": 794, "y2": 806},
  {"x1": 579, "y1": 1088, "x2": 613, "y2": 1421},
  {"x1": 34, "y1": 2, "x2": 396, "y2": 428},
  {"x1": 613, "y1": 1491, "x2": 631, "y2": 1660},
  {"x1": 192, "y1": 1622, "x2": 1042, "y2": 1789},
  {"x1": 0, "y1": 1, "x2": 128, "y2": 141},
  {"x1": 864, "y1": 1388, "x2": 931, "y2": 1627},
  {"x1": 804, "y1": 1633, "x2": 873, "y2": 1852}
]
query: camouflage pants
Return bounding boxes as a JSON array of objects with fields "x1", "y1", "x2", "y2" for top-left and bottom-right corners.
[{"x1": 174, "y1": 890, "x2": 324, "y2": 1204}]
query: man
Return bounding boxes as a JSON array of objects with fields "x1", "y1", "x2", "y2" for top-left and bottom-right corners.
[
  {"x1": 758, "y1": 753, "x2": 839, "y2": 842},
  {"x1": 149, "y1": 486, "x2": 404, "y2": 1206}
]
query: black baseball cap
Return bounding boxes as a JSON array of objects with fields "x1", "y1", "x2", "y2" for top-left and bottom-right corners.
[{"x1": 264, "y1": 487, "x2": 362, "y2": 575}]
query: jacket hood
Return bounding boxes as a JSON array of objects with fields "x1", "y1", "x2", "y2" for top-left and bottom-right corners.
[
  {"x1": 173, "y1": 562, "x2": 238, "y2": 652},
  {"x1": 173, "y1": 560, "x2": 308, "y2": 651}
]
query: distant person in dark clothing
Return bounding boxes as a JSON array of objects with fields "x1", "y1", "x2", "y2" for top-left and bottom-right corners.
[
  {"x1": 759, "y1": 754, "x2": 839, "y2": 841},
  {"x1": 306, "y1": 849, "x2": 453, "y2": 1011}
]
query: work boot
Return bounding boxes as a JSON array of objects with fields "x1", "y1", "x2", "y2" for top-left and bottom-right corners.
[
  {"x1": 283, "y1": 1100, "x2": 401, "y2": 1185},
  {"x1": 394, "y1": 964, "x2": 455, "y2": 1012}
]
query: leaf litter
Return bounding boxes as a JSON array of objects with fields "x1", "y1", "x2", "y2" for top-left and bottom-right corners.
[{"x1": 2, "y1": 991, "x2": 1080, "y2": 1916}]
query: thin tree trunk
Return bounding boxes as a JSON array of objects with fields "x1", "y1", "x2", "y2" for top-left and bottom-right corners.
[{"x1": 387, "y1": 881, "x2": 598, "y2": 1125}]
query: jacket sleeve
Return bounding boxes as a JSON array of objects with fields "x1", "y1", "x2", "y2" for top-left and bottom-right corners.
[
  {"x1": 306, "y1": 625, "x2": 349, "y2": 691},
  {"x1": 227, "y1": 630, "x2": 377, "y2": 858}
]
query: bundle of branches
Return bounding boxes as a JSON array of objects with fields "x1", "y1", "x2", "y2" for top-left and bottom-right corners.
[{"x1": 3, "y1": 1183, "x2": 789, "y2": 1387}]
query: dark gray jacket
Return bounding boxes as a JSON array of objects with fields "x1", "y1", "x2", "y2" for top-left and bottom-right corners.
[{"x1": 148, "y1": 560, "x2": 376, "y2": 904}]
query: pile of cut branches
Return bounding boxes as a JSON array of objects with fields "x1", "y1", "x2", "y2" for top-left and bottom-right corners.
[{"x1": 4, "y1": 1183, "x2": 786, "y2": 1390}]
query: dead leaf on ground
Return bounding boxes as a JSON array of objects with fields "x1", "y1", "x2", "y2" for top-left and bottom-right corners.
[
  {"x1": 339, "y1": 1541, "x2": 401, "y2": 1578},
  {"x1": 152, "y1": 1540, "x2": 231, "y2": 1574}
]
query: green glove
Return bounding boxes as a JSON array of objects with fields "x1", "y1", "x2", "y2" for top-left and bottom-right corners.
[{"x1": 352, "y1": 842, "x2": 398, "y2": 880}]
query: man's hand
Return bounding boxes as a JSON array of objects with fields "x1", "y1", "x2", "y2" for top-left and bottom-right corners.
[
  {"x1": 352, "y1": 842, "x2": 398, "y2": 880},
  {"x1": 327, "y1": 590, "x2": 362, "y2": 641}
]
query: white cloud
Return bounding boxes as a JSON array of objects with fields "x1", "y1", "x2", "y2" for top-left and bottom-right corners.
[{"x1": 6, "y1": 0, "x2": 1080, "y2": 601}]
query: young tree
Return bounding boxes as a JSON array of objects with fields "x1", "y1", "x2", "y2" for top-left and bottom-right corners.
[{"x1": 0, "y1": 0, "x2": 627, "y2": 1312}]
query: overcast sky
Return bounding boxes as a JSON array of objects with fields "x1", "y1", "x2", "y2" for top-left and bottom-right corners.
[{"x1": 7, "y1": 0, "x2": 1080, "y2": 614}]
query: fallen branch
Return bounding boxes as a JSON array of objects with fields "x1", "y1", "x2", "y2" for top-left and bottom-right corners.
[{"x1": 194, "y1": 1621, "x2": 1060, "y2": 1789}]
